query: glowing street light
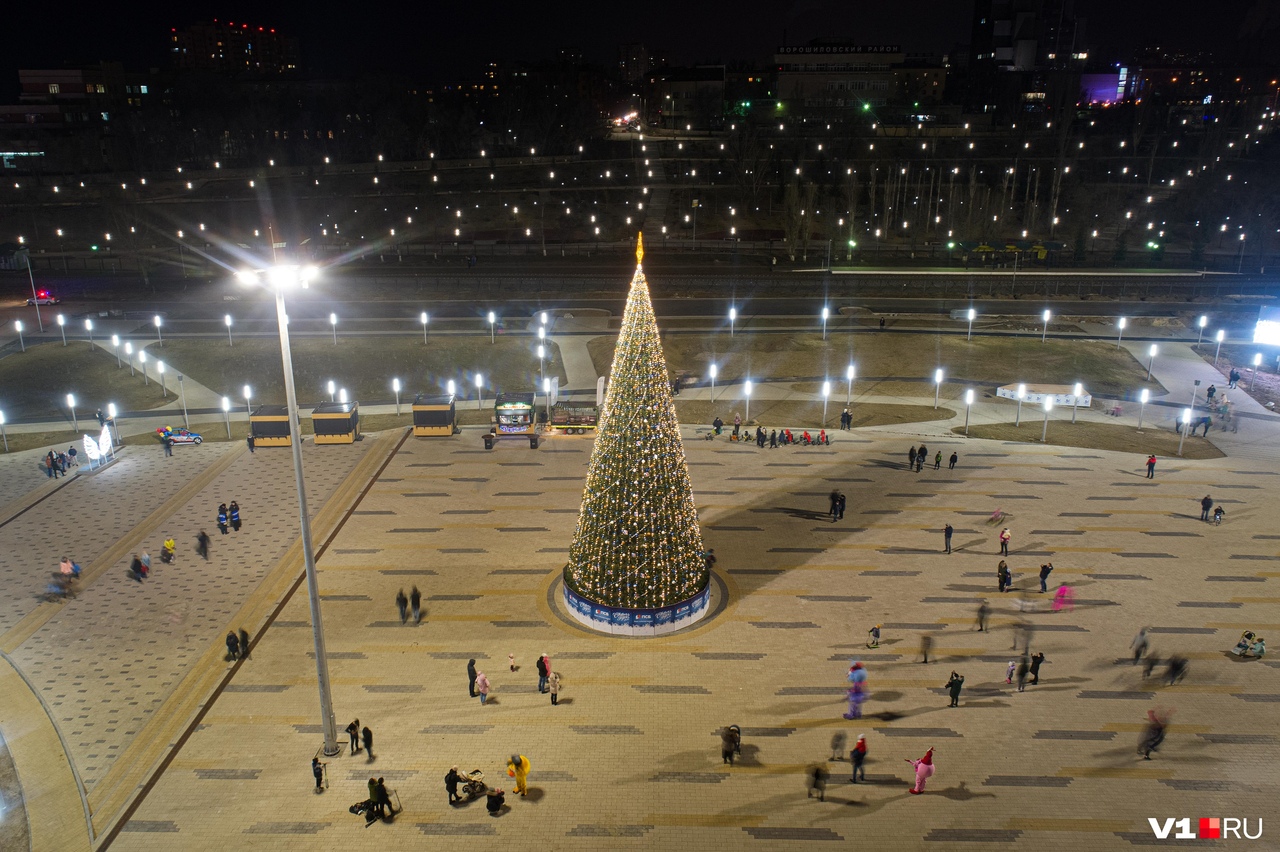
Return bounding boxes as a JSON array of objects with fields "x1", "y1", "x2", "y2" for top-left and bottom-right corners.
[
  {"x1": 329, "y1": 313, "x2": 338, "y2": 344},
  {"x1": 125, "y1": 341, "x2": 134, "y2": 375},
  {"x1": 1197, "y1": 315, "x2": 1208, "y2": 346},
  {"x1": 222, "y1": 396, "x2": 231, "y2": 438},
  {"x1": 1214, "y1": 330, "x2": 1226, "y2": 365},
  {"x1": 0, "y1": 410, "x2": 6, "y2": 452},
  {"x1": 66, "y1": 393, "x2": 77, "y2": 431},
  {"x1": 1015, "y1": 383, "x2": 1026, "y2": 426},
  {"x1": 392, "y1": 377, "x2": 402, "y2": 415},
  {"x1": 14, "y1": 320, "x2": 24, "y2": 352},
  {"x1": 1251, "y1": 352, "x2": 1263, "y2": 390},
  {"x1": 157, "y1": 360, "x2": 167, "y2": 397},
  {"x1": 139, "y1": 349, "x2": 149, "y2": 385},
  {"x1": 106, "y1": 402, "x2": 119, "y2": 448},
  {"x1": 243, "y1": 384, "x2": 252, "y2": 417},
  {"x1": 729, "y1": 306, "x2": 737, "y2": 336},
  {"x1": 1041, "y1": 396, "x2": 1054, "y2": 442},
  {"x1": 846, "y1": 363, "x2": 856, "y2": 405},
  {"x1": 709, "y1": 363, "x2": 718, "y2": 402},
  {"x1": 338, "y1": 388, "x2": 348, "y2": 404},
  {"x1": 1177, "y1": 408, "x2": 1192, "y2": 457},
  {"x1": 1071, "y1": 382, "x2": 1083, "y2": 423},
  {"x1": 1146, "y1": 344, "x2": 1159, "y2": 381},
  {"x1": 744, "y1": 379, "x2": 753, "y2": 422},
  {"x1": 966, "y1": 307, "x2": 976, "y2": 341},
  {"x1": 821, "y1": 306, "x2": 830, "y2": 340},
  {"x1": 57, "y1": 313, "x2": 67, "y2": 346},
  {"x1": 963, "y1": 388, "x2": 975, "y2": 435},
  {"x1": 225, "y1": 314, "x2": 234, "y2": 346},
  {"x1": 327, "y1": 380, "x2": 335, "y2": 402},
  {"x1": 537, "y1": 344, "x2": 546, "y2": 383},
  {"x1": 84, "y1": 318, "x2": 94, "y2": 347},
  {"x1": 475, "y1": 373, "x2": 485, "y2": 409},
  {"x1": 1137, "y1": 388, "x2": 1150, "y2": 431},
  {"x1": 178, "y1": 374, "x2": 188, "y2": 428},
  {"x1": 154, "y1": 314, "x2": 164, "y2": 347},
  {"x1": 488, "y1": 311, "x2": 497, "y2": 344},
  {"x1": 420, "y1": 311, "x2": 429, "y2": 344},
  {"x1": 447, "y1": 379, "x2": 456, "y2": 398},
  {"x1": 934, "y1": 368, "x2": 944, "y2": 409},
  {"x1": 542, "y1": 377, "x2": 551, "y2": 421},
  {"x1": 1116, "y1": 317, "x2": 1126, "y2": 349},
  {"x1": 1041, "y1": 309, "x2": 1051, "y2": 343},
  {"x1": 822, "y1": 380, "x2": 831, "y2": 425}
]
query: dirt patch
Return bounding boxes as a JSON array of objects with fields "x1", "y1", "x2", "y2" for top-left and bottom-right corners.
[{"x1": 955, "y1": 420, "x2": 1225, "y2": 459}]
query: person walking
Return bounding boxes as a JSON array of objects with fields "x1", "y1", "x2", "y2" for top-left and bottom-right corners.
[
  {"x1": 537, "y1": 653, "x2": 552, "y2": 693},
  {"x1": 548, "y1": 670, "x2": 561, "y2": 705},
  {"x1": 225, "y1": 631, "x2": 239, "y2": 661},
  {"x1": 1206, "y1": 384, "x2": 1217, "y2": 404},
  {"x1": 67, "y1": 445, "x2": 78, "y2": 466},
  {"x1": 216, "y1": 504, "x2": 228, "y2": 535},
  {"x1": 907, "y1": 748, "x2": 935, "y2": 794},
  {"x1": 1146, "y1": 454, "x2": 1157, "y2": 479},
  {"x1": 246, "y1": 434, "x2": 256, "y2": 453},
  {"x1": 164, "y1": 438, "x2": 173, "y2": 458},
  {"x1": 1038, "y1": 562, "x2": 1054, "y2": 592},
  {"x1": 312, "y1": 758, "x2": 326, "y2": 792},
  {"x1": 828, "y1": 489, "x2": 840, "y2": 522},
  {"x1": 238, "y1": 627, "x2": 250, "y2": 660},
  {"x1": 721, "y1": 726, "x2": 740, "y2": 766},
  {"x1": 999, "y1": 527, "x2": 1011, "y2": 556},
  {"x1": 919, "y1": 634, "x2": 933, "y2": 664},
  {"x1": 836, "y1": 492, "x2": 846, "y2": 521},
  {"x1": 468, "y1": 659, "x2": 478, "y2": 697},
  {"x1": 769, "y1": 430, "x2": 778, "y2": 448},
  {"x1": 1005, "y1": 660, "x2": 1016, "y2": 684},
  {"x1": 346, "y1": 718, "x2": 361, "y2": 753},
  {"x1": 829, "y1": 732, "x2": 846, "y2": 761},
  {"x1": 375, "y1": 777, "x2": 394, "y2": 816},
  {"x1": 140, "y1": 549, "x2": 152, "y2": 578},
  {"x1": 1016, "y1": 657, "x2": 1029, "y2": 692},
  {"x1": 229, "y1": 501, "x2": 241, "y2": 532},
  {"x1": 476, "y1": 671, "x2": 490, "y2": 705},
  {"x1": 943, "y1": 524, "x2": 954, "y2": 554},
  {"x1": 908, "y1": 446, "x2": 917, "y2": 470},
  {"x1": 997, "y1": 560, "x2": 1011, "y2": 593},
  {"x1": 1052, "y1": 584, "x2": 1074, "y2": 612},
  {"x1": 851, "y1": 735, "x2": 867, "y2": 782},
  {"x1": 1131, "y1": 627, "x2": 1150, "y2": 664},
  {"x1": 1139, "y1": 709, "x2": 1167, "y2": 760},
  {"x1": 866, "y1": 624, "x2": 881, "y2": 648},
  {"x1": 129, "y1": 554, "x2": 145, "y2": 582},
  {"x1": 934, "y1": 451, "x2": 942, "y2": 470},
  {"x1": 445, "y1": 766, "x2": 462, "y2": 803},
  {"x1": 410, "y1": 586, "x2": 422, "y2": 624},
  {"x1": 807, "y1": 765, "x2": 828, "y2": 801},
  {"x1": 1029, "y1": 652, "x2": 1047, "y2": 685},
  {"x1": 975, "y1": 602, "x2": 989, "y2": 632},
  {"x1": 485, "y1": 786, "x2": 505, "y2": 816},
  {"x1": 1200, "y1": 495, "x2": 1213, "y2": 522},
  {"x1": 945, "y1": 671, "x2": 964, "y2": 707},
  {"x1": 361, "y1": 725, "x2": 374, "y2": 758},
  {"x1": 949, "y1": 451, "x2": 958, "y2": 470},
  {"x1": 396, "y1": 589, "x2": 409, "y2": 624},
  {"x1": 507, "y1": 754, "x2": 530, "y2": 796}
]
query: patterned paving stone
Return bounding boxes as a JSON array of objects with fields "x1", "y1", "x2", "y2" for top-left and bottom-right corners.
[
  {"x1": 1158, "y1": 779, "x2": 1240, "y2": 792},
  {"x1": 751, "y1": 621, "x2": 819, "y2": 629},
  {"x1": 799, "y1": 595, "x2": 870, "y2": 602},
  {"x1": 1177, "y1": 601, "x2": 1242, "y2": 608},
  {"x1": 420, "y1": 725, "x2": 494, "y2": 735},
  {"x1": 1113, "y1": 831, "x2": 1219, "y2": 846},
  {"x1": 651, "y1": 772, "x2": 726, "y2": 783},
  {"x1": 1077, "y1": 691, "x2": 1156, "y2": 699},
  {"x1": 925, "y1": 829, "x2": 1022, "y2": 843},
  {"x1": 1205, "y1": 576, "x2": 1265, "y2": 582},
  {"x1": 776, "y1": 687, "x2": 846, "y2": 696},
  {"x1": 695, "y1": 652, "x2": 766, "y2": 660},
  {"x1": 567, "y1": 825, "x2": 654, "y2": 837},
  {"x1": 243, "y1": 822, "x2": 329, "y2": 834},
  {"x1": 363, "y1": 685, "x2": 424, "y2": 693},
  {"x1": 1034, "y1": 731, "x2": 1117, "y2": 741},
  {"x1": 569, "y1": 725, "x2": 644, "y2": 735},
  {"x1": 861, "y1": 570, "x2": 920, "y2": 577},
  {"x1": 1196, "y1": 733, "x2": 1277, "y2": 744},
  {"x1": 1148, "y1": 627, "x2": 1217, "y2": 634},
  {"x1": 120, "y1": 821, "x2": 179, "y2": 833},
  {"x1": 875, "y1": 728, "x2": 962, "y2": 738},
  {"x1": 745, "y1": 827, "x2": 844, "y2": 841},
  {"x1": 983, "y1": 775, "x2": 1073, "y2": 786},
  {"x1": 1232, "y1": 694, "x2": 1280, "y2": 702},
  {"x1": 490, "y1": 620, "x2": 549, "y2": 628},
  {"x1": 557, "y1": 651, "x2": 614, "y2": 660},
  {"x1": 223, "y1": 685, "x2": 290, "y2": 693},
  {"x1": 632, "y1": 685, "x2": 710, "y2": 694},
  {"x1": 194, "y1": 769, "x2": 261, "y2": 780}
]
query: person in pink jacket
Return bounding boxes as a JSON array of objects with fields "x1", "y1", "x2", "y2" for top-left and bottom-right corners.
[
  {"x1": 907, "y1": 747, "x2": 935, "y2": 794},
  {"x1": 475, "y1": 671, "x2": 491, "y2": 705}
]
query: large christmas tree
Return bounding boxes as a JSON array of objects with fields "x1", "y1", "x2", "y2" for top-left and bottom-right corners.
[{"x1": 564, "y1": 235, "x2": 709, "y2": 608}]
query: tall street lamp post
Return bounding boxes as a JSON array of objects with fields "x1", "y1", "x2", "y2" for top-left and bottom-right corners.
[
  {"x1": 24, "y1": 252, "x2": 43, "y2": 330},
  {"x1": 222, "y1": 397, "x2": 231, "y2": 438},
  {"x1": 329, "y1": 313, "x2": 338, "y2": 345},
  {"x1": 488, "y1": 311, "x2": 496, "y2": 344},
  {"x1": 967, "y1": 308, "x2": 976, "y2": 341},
  {"x1": 57, "y1": 314, "x2": 66, "y2": 346},
  {"x1": 420, "y1": 312, "x2": 429, "y2": 344},
  {"x1": 225, "y1": 314, "x2": 234, "y2": 346},
  {"x1": 1015, "y1": 383, "x2": 1026, "y2": 426},
  {"x1": 1041, "y1": 397, "x2": 1053, "y2": 442},
  {"x1": 964, "y1": 388, "x2": 975, "y2": 435},
  {"x1": 236, "y1": 264, "x2": 340, "y2": 756},
  {"x1": 1251, "y1": 353, "x2": 1263, "y2": 390},
  {"x1": 1214, "y1": 330, "x2": 1225, "y2": 365},
  {"x1": 1196, "y1": 315, "x2": 1207, "y2": 347},
  {"x1": 1071, "y1": 382, "x2": 1083, "y2": 424},
  {"x1": 1116, "y1": 317, "x2": 1126, "y2": 349},
  {"x1": 821, "y1": 307, "x2": 830, "y2": 341},
  {"x1": 243, "y1": 384, "x2": 252, "y2": 417},
  {"x1": 1146, "y1": 344, "x2": 1158, "y2": 381},
  {"x1": 729, "y1": 307, "x2": 737, "y2": 337},
  {"x1": 178, "y1": 375, "x2": 189, "y2": 428},
  {"x1": 154, "y1": 315, "x2": 164, "y2": 347},
  {"x1": 822, "y1": 380, "x2": 831, "y2": 426},
  {"x1": 158, "y1": 361, "x2": 168, "y2": 397},
  {"x1": 392, "y1": 378, "x2": 402, "y2": 415},
  {"x1": 1041, "y1": 309, "x2": 1051, "y2": 343},
  {"x1": 708, "y1": 364, "x2": 718, "y2": 403},
  {"x1": 475, "y1": 374, "x2": 485, "y2": 409},
  {"x1": 0, "y1": 411, "x2": 6, "y2": 452},
  {"x1": 125, "y1": 342, "x2": 134, "y2": 376},
  {"x1": 85, "y1": 318, "x2": 94, "y2": 347},
  {"x1": 66, "y1": 394, "x2": 77, "y2": 431},
  {"x1": 933, "y1": 368, "x2": 944, "y2": 409},
  {"x1": 846, "y1": 364, "x2": 855, "y2": 406},
  {"x1": 1137, "y1": 388, "x2": 1150, "y2": 431},
  {"x1": 139, "y1": 350, "x2": 149, "y2": 385},
  {"x1": 1177, "y1": 408, "x2": 1191, "y2": 456},
  {"x1": 14, "y1": 320, "x2": 23, "y2": 352},
  {"x1": 744, "y1": 380, "x2": 752, "y2": 423}
]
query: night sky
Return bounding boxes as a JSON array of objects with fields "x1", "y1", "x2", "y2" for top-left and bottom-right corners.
[{"x1": 0, "y1": 0, "x2": 1256, "y2": 91}]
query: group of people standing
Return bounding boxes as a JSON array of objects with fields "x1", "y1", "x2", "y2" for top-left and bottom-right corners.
[
  {"x1": 44, "y1": 447, "x2": 77, "y2": 478},
  {"x1": 216, "y1": 502, "x2": 242, "y2": 535},
  {"x1": 907, "y1": 444, "x2": 958, "y2": 472},
  {"x1": 467, "y1": 654, "x2": 560, "y2": 706}
]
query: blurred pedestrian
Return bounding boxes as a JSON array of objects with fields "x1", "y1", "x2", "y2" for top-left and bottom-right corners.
[
  {"x1": 1132, "y1": 627, "x2": 1150, "y2": 664},
  {"x1": 945, "y1": 671, "x2": 964, "y2": 706},
  {"x1": 1029, "y1": 652, "x2": 1047, "y2": 685},
  {"x1": 396, "y1": 589, "x2": 408, "y2": 624},
  {"x1": 919, "y1": 634, "x2": 933, "y2": 664},
  {"x1": 829, "y1": 732, "x2": 846, "y2": 761},
  {"x1": 975, "y1": 602, "x2": 989, "y2": 632},
  {"x1": 196, "y1": 530, "x2": 210, "y2": 560},
  {"x1": 943, "y1": 524, "x2": 953, "y2": 554},
  {"x1": 312, "y1": 758, "x2": 325, "y2": 791},
  {"x1": 807, "y1": 765, "x2": 828, "y2": 801},
  {"x1": 476, "y1": 671, "x2": 490, "y2": 705},
  {"x1": 549, "y1": 670, "x2": 561, "y2": 705},
  {"x1": 410, "y1": 586, "x2": 421, "y2": 624},
  {"x1": 721, "y1": 726, "x2": 740, "y2": 765},
  {"x1": 362, "y1": 725, "x2": 374, "y2": 758},
  {"x1": 238, "y1": 628, "x2": 250, "y2": 660},
  {"x1": 1016, "y1": 657, "x2": 1029, "y2": 692},
  {"x1": 225, "y1": 631, "x2": 239, "y2": 661},
  {"x1": 346, "y1": 718, "x2": 360, "y2": 753}
]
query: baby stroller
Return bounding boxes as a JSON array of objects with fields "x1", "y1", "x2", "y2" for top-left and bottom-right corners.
[
  {"x1": 348, "y1": 799, "x2": 377, "y2": 825},
  {"x1": 1230, "y1": 631, "x2": 1259, "y2": 656},
  {"x1": 460, "y1": 769, "x2": 487, "y2": 800}
]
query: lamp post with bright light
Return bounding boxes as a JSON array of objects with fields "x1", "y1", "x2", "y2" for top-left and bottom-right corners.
[
  {"x1": 822, "y1": 380, "x2": 831, "y2": 426},
  {"x1": 537, "y1": 345, "x2": 545, "y2": 383},
  {"x1": 225, "y1": 314, "x2": 234, "y2": 346},
  {"x1": 488, "y1": 311, "x2": 496, "y2": 344},
  {"x1": 846, "y1": 364, "x2": 855, "y2": 406},
  {"x1": 139, "y1": 350, "x2": 149, "y2": 385},
  {"x1": 709, "y1": 364, "x2": 718, "y2": 403},
  {"x1": 1214, "y1": 330, "x2": 1225, "y2": 365},
  {"x1": 338, "y1": 388, "x2": 348, "y2": 405},
  {"x1": 1252, "y1": 353, "x2": 1263, "y2": 390},
  {"x1": 1137, "y1": 388, "x2": 1150, "y2": 431},
  {"x1": 447, "y1": 380, "x2": 456, "y2": 400},
  {"x1": 107, "y1": 403, "x2": 118, "y2": 448},
  {"x1": 84, "y1": 318, "x2": 93, "y2": 347},
  {"x1": 475, "y1": 373, "x2": 485, "y2": 409},
  {"x1": 1041, "y1": 396, "x2": 1053, "y2": 442},
  {"x1": 967, "y1": 308, "x2": 976, "y2": 341},
  {"x1": 729, "y1": 307, "x2": 737, "y2": 337},
  {"x1": 393, "y1": 378, "x2": 402, "y2": 415},
  {"x1": 1177, "y1": 408, "x2": 1191, "y2": 457},
  {"x1": 1041, "y1": 309, "x2": 1051, "y2": 343},
  {"x1": 1116, "y1": 317, "x2": 1126, "y2": 349},
  {"x1": 57, "y1": 314, "x2": 66, "y2": 346},
  {"x1": 963, "y1": 389, "x2": 975, "y2": 435},
  {"x1": 329, "y1": 313, "x2": 337, "y2": 345},
  {"x1": 243, "y1": 384, "x2": 252, "y2": 417},
  {"x1": 744, "y1": 380, "x2": 752, "y2": 423},
  {"x1": 542, "y1": 377, "x2": 551, "y2": 422},
  {"x1": 1015, "y1": 383, "x2": 1026, "y2": 426},
  {"x1": 178, "y1": 375, "x2": 188, "y2": 428},
  {"x1": 25, "y1": 253, "x2": 43, "y2": 331},
  {"x1": 157, "y1": 361, "x2": 167, "y2": 397},
  {"x1": 67, "y1": 394, "x2": 77, "y2": 431},
  {"x1": 222, "y1": 396, "x2": 231, "y2": 438},
  {"x1": 111, "y1": 334, "x2": 119, "y2": 365},
  {"x1": 420, "y1": 312, "x2": 429, "y2": 343},
  {"x1": 1196, "y1": 315, "x2": 1207, "y2": 346},
  {"x1": 821, "y1": 307, "x2": 830, "y2": 340},
  {"x1": 1146, "y1": 344, "x2": 1158, "y2": 381},
  {"x1": 1071, "y1": 382, "x2": 1083, "y2": 423},
  {"x1": 327, "y1": 380, "x2": 335, "y2": 403},
  {"x1": 154, "y1": 315, "x2": 164, "y2": 347},
  {"x1": 236, "y1": 264, "x2": 340, "y2": 756},
  {"x1": 933, "y1": 368, "x2": 944, "y2": 409},
  {"x1": 14, "y1": 320, "x2": 23, "y2": 352},
  {"x1": 125, "y1": 342, "x2": 134, "y2": 375},
  {"x1": 0, "y1": 411, "x2": 6, "y2": 452}
]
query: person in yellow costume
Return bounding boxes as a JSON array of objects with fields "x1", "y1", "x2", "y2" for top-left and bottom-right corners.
[{"x1": 506, "y1": 754, "x2": 530, "y2": 796}]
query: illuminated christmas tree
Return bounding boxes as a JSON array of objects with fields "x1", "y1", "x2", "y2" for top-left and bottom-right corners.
[{"x1": 564, "y1": 234, "x2": 709, "y2": 610}]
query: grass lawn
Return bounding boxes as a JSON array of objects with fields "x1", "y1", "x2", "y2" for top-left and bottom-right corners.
[
  {"x1": 673, "y1": 399, "x2": 954, "y2": 430},
  {"x1": 588, "y1": 332, "x2": 1165, "y2": 399},
  {"x1": 152, "y1": 336, "x2": 567, "y2": 406},
  {"x1": 955, "y1": 420, "x2": 1225, "y2": 459},
  {"x1": 0, "y1": 342, "x2": 177, "y2": 420}
]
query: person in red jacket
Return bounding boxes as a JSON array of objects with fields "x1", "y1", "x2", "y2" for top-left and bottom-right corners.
[{"x1": 851, "y1": 735, "x2": 867, "y2": 782}]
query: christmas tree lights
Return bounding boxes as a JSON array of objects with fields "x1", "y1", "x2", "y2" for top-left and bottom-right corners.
[{"x1": 564, "y1": 235, "x2": 709, "y2": 609}]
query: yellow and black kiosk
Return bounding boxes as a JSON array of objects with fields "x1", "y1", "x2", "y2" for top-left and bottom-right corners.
[
  {"x1": 412, "y1": 393, "x2": 457, "y2": 437},
  {"x1": 249, "y1": 405, "x2": 292, "y2": 448},
  {"x1": 311, "y1": 401, "x2": 361, "y2": 444}
]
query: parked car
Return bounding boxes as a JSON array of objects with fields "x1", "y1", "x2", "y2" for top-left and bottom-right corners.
[
  {"x1": 157, "y1": 427, "x2": 203, "y2": 446},
  {"x1": 27, "y1": 289, "x2": 60, "y2": 305}
]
